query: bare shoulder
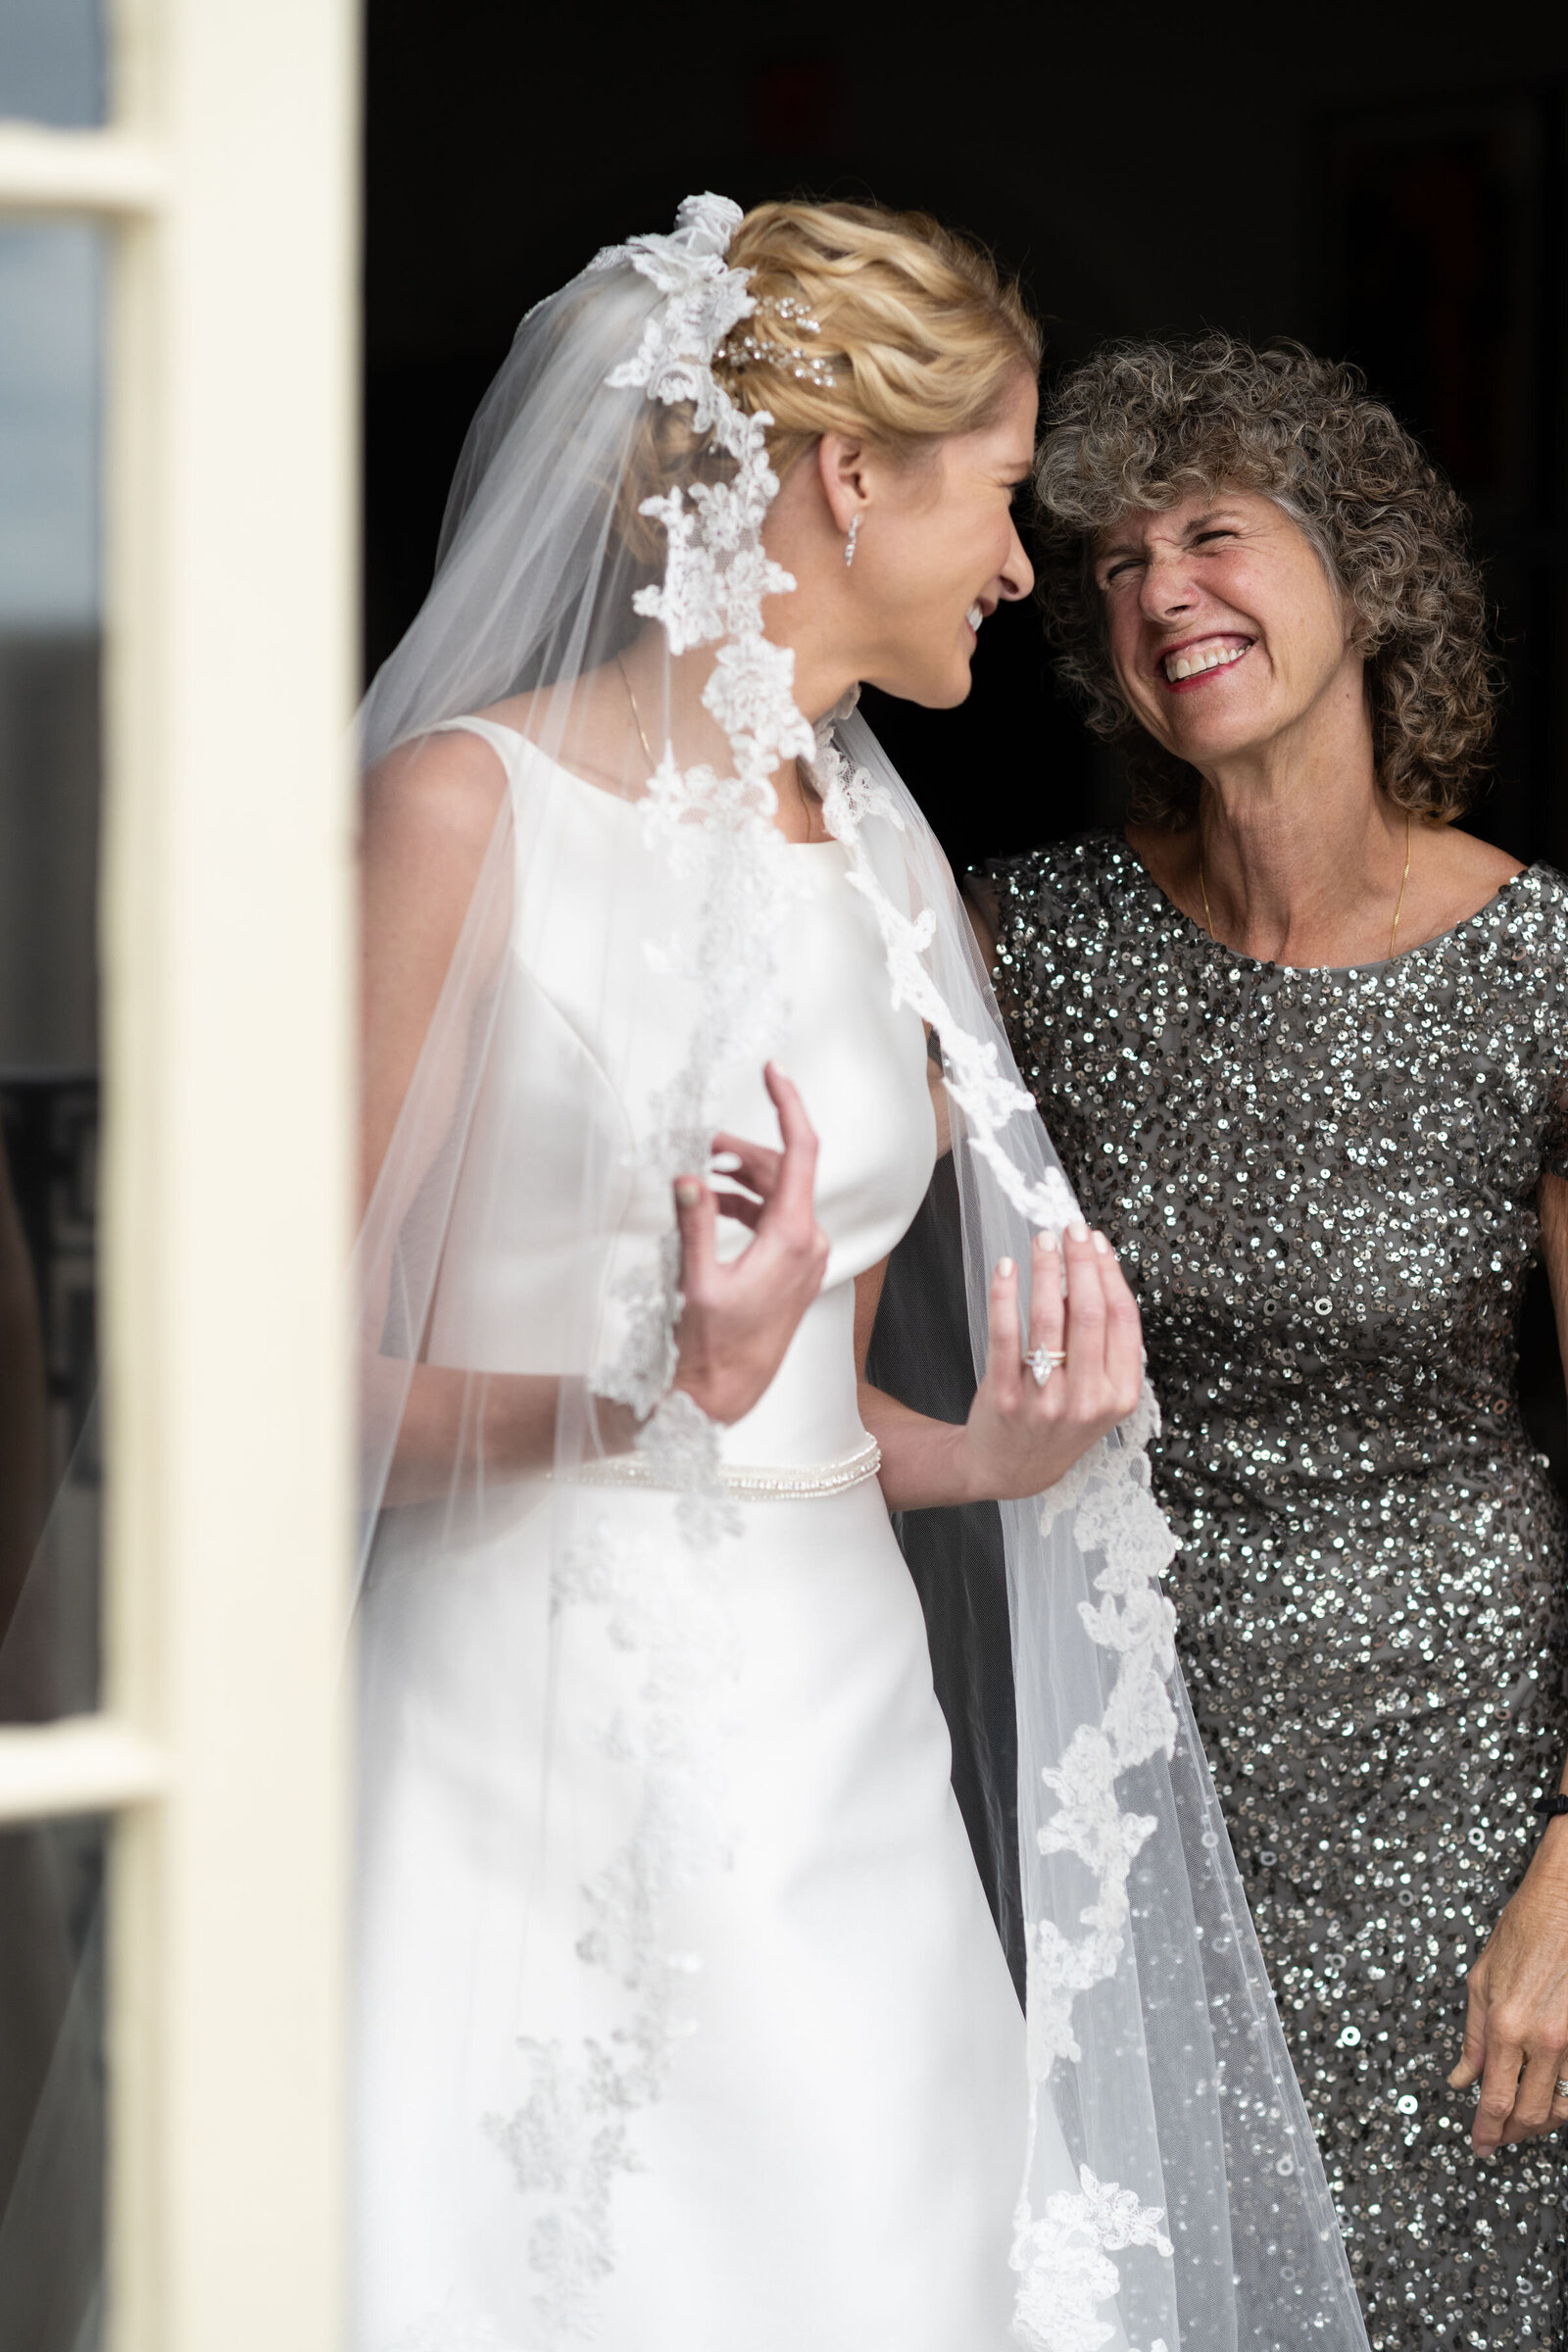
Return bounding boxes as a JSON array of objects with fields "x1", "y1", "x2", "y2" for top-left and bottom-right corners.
[
  {"x1": 1426, "y1": 820, "x2": 1524, "y2": 894},
  {"x1": 1123, "y1": 821, "x2": 1170, "y2": 863},
  {"x1": 1124, "y1": 820, "x2": 1191, "y2": 895},
  {"x1": 363, "y1": 725, "x2": 512, "y2": 870},
  {"x1": 360, "y1": 728, "x2": 516, "y2": 1009},
  {"x1": 1124, "y1": 821, "x2": 1207, "y2": 931},
  {"x1": 482, "y1": 670, "x2": 634, "y2": 797},
  {"x1": 1387, "y1": 817, "x2": 1522, "y2": 954}
]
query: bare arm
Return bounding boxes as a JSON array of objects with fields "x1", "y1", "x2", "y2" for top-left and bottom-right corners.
[
  {"x1": 360, "y1": 733, "x2": 564, "y2": 1500},
  {"x1": 359, "y1": 731, "x2": 511, "y2": 1221},
  {"x1": 1447, "y1": 1169, "x2": 1568, "y2": 2145}
]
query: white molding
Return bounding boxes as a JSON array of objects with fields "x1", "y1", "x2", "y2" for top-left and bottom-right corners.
[
  {"x1": 0, "y1": 1717, "x2": 172, "y2": 1822},
  {"x1": 0, "y1": 123, "x2": 168, "y2": 213},
  {"x1": 94, "y1": 0, "x2": 360, "y2": 2344}
]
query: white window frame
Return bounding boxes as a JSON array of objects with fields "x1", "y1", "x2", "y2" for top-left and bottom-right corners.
[{"x1": 0, "y1": 3, "x2": 358, "y2": 2343}]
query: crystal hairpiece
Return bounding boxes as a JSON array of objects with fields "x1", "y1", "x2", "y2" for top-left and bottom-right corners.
[{"x1": 720, "y1": 294, "x2": 838, "y2": 389}]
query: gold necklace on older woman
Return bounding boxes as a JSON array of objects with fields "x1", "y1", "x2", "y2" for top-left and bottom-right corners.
[{"x1": 1199, "y1": 809, "x2": 1412, "y2": 962}]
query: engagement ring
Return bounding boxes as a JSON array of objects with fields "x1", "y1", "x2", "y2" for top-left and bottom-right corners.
[
  {"x1": 1555, "y1": 2078, "x2": 1568, "y2": 2102},
  {"x1": 1023, "y1": 1347, "x2": 1067, "y2": 1388}
]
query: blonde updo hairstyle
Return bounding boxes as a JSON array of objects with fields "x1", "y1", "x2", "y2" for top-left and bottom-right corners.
[{"x1": 618, "y1": 199, "x2": 1040, "y2": 563}]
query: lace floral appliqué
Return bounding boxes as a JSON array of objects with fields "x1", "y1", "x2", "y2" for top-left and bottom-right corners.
[
  {"x1": 815, "y1": 719, "x2": 1184, "y2": 2347},
  {"x1": 494, "y1": 196, "x2": 1197, "y2": 2352},
  {"x1": 487, "y1": 193, "x2": 816, "y2": 2341}
]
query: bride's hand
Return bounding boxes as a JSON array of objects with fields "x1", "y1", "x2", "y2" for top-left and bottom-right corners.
[
  {"x1": 667, "y1": 1064, "x2": 830, "y2": 1426},
  {"x1": 956, "y1": 1224, "x2": 1144, "y2": 1502}
]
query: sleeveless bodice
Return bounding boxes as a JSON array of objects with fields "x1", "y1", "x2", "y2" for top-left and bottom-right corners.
[
  {"x1": 424, "y1": 721, "x2": 936, "y2": 1467},
  {"x1": 355, "y1": 720, "x2": 1026, "y2": 2352}
]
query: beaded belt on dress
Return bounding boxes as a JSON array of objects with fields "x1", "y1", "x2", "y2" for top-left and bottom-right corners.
[{"x1": 564, "y1": 1434, "x2": 882, "y2": 1499}]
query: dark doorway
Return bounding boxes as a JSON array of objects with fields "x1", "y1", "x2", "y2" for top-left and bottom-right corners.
[
  {"x1": 363, "y1": 6, "x2": 1568, "y2": 1473},
  {"x1": 365, "y1": 5, "x2": 1568, "y2": 867}
]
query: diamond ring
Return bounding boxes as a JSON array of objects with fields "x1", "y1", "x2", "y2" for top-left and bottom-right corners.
[
  {"x1": 1023, "y1": 1347, "x2": 1067, "y2": 1388},
  {"x1": 1555, "y1": 2077, "x2": 1568, "y2": 2103}
]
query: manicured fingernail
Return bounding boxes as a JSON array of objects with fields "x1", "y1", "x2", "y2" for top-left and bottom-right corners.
[
  {"x1": 1067, "y1": 1220, "x2": 1089, "y2": 1244},
  {"x1": 997, "y1": 1256, "x2": 1014, "y2": 1278},
  {"x1": 709, "y1": 1151, "x2": 742, "y2": 1173},
  {"x1": 674, "y1": 1178, "x2": 701, "y2": 1206},
  {"x1": 1039, "y1": 1228, "x2": 1058, "y2": 1250},
  {"x1": 1092, "y1": 1230, "x2": 1110, "y2": 1255}
]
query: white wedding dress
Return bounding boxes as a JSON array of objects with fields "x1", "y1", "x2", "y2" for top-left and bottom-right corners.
[{"x1": 351, "y1": 717, "x2": 1069, "y2": 2352}]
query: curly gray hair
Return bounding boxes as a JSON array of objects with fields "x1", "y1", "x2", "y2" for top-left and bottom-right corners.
[{"x1": 1032, "y1": 333, "x2": 1498, "y2": 826}]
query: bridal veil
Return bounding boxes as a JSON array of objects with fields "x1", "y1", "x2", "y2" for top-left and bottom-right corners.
[{"x1": 349, "y1": 194, "x2": 1369, "y2": 2352}]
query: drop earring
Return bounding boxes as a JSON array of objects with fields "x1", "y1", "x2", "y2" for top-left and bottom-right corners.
[{"x1": 844, "y1": 514, "x2": 860, "y2": 568}]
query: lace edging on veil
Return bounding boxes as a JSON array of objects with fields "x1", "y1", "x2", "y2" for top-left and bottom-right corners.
[{"x1": 368, "y1": 193, "x2": 1364, "y2": 2352}]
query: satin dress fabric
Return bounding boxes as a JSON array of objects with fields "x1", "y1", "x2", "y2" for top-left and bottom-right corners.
[{"x1": 352, "y1": 721, "x2": 1038, "y2": 2352}]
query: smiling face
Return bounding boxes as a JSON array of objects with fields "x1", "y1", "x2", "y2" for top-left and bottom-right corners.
[
  {"x1": 849, "y1": 369, "x2": 1038, "y2": 708},
  {"x1": 1093, "y1": 487, "x2": 1365, "y2": 776}
]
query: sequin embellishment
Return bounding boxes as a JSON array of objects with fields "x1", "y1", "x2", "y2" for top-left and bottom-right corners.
[{"x1": 989, "y1": 834, "x2": 1568, "y2": 2352}]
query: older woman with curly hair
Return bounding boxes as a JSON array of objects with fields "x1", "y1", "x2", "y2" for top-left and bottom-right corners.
[{"x1": 973, "y1": 336, "x2": 1568, "y2": 2349}]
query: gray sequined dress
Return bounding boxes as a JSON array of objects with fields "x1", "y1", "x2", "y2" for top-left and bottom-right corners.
[{"x1": 990, "y1": 833, "x2": 1568, "y2": 2352}]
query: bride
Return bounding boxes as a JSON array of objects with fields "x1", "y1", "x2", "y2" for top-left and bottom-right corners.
[{"x1": 351, "y1": 195, "x2": 1367, "y2": 2352}]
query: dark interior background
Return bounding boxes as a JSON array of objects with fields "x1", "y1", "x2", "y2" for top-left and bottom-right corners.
[{"x1": 363, "y1": 0, "x2": 1568, "y2": 1462}]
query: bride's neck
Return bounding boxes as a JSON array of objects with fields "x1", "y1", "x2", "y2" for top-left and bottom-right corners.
[{"x1": 618, "y1": 632, "x2": 840, "y2": 842}]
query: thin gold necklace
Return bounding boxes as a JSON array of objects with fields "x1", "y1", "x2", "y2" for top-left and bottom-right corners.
[
  {"x1": 1199, "y1": 809, "x2": 1412, "y2": 961},
  {"x1": 618, "y1": 648, "x2": 823, "y2": 839},
  {"x1": 616, "y1": 651, "x2": 657, "y2": 770}
]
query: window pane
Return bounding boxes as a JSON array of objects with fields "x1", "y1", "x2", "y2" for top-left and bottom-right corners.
[
  {"x1": 0, "y1": 0, "x2": 106, "y2": 127},
  {"x1": 0, "y1": 223, "x2": 103, "y2": 1723},
  {"x1": 0, "y1": 1815, "x2": 105, "y2": 2348}
]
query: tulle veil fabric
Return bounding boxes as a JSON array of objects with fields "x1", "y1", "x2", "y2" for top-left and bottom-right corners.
[{"x1": 350, "y1": 193, "x2": 1370, "y2": 2352}]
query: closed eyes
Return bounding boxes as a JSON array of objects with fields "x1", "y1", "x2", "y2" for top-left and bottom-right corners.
[{"x1": 1099, "y1": 525, "x2": 1239, "y2": 589}]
